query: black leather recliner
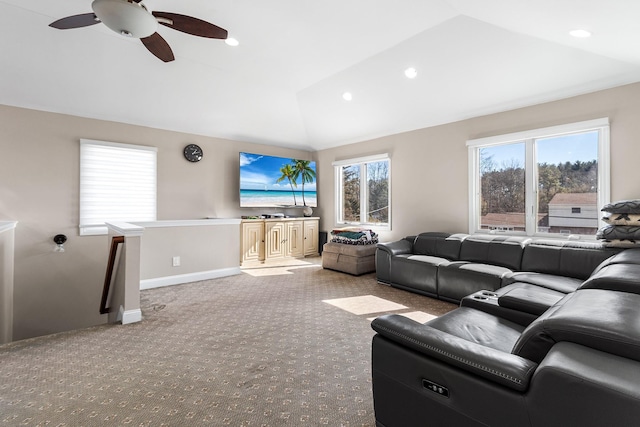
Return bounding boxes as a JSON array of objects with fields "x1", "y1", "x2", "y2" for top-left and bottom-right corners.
[{"x1": 370, "y1": 252, "x2": 640, "y2": 427}]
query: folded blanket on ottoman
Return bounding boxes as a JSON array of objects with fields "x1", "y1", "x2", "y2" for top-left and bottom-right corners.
[{"x1": 330, "y1": 228, "x2": 379, "y2": 245}]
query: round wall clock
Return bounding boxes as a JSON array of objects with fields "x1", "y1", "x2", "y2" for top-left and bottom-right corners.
[{"x1": 183, "y1": 144, "x2": 203, "y2": 162}]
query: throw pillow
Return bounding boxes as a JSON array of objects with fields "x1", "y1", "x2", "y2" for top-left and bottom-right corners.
[
  {"x1": 596, "y1": 225, "x2": 640, "y2": 241},
  {"x1": 601, "y1": 199, "x2": 640, "y2": 214},
  {"x1": 602, "y1": 239, "x2": 640, "y2": 248},
  {"x1": 602, "y1": 213, "x2": 640, "y2": 226}
]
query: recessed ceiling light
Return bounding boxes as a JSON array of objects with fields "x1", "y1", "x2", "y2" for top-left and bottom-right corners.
[
  {"x1": 342, "y1": 92, "x2": 353, "y2": 101},
  {"x1": 225, "y1": 37, "x2": 239, "y2": 46},
  {"x1": 569, "y1": 29, "x2": 592, "y2": 38},
  {"x1": 404, "y1": 67, "x2": 418, "y2": 79}
]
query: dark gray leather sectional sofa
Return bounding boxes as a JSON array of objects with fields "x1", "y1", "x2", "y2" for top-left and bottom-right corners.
[
  {"x1": 376, "y1": 232, "x2": 619, "y2": 303},
  {"x1": 371, "y1": 232, "x2": 640, "y2": 427}
]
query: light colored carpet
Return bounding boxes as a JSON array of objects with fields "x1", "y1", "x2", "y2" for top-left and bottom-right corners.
[{"x1": 0, "y1": 259, "x2": 456, "y2": 426}]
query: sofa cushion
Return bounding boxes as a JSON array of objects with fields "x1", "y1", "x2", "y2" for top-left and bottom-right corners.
[
  {"x1": 459, "y1": 234, "x2": 529, "y2": 270},
  {"x1": 497, "y1": 284, "x2": 565, "y2": 316},
  {"x1": 412, "y1": 232, "x2": 465, "y2": 260},
  {"x1": 520, "y1": 240, "x2": 618, "y2": 280},
  {"x1": 437, "y1": 261, "x2": 512, "y2": 302},
  {"x1": 406, "y1": 254, "x2": 452, "y2": 266},
  {"x1": 503, "y1": 272, "x2": 583, "y2": 294},
  {"x1": 591, "y1": 248, "x2": 640, "y2": 272},
  {"x1": 513, "y1": 289, "x2": 640, "y2": 364},
  {"x1": 390, "y1": 256, "x2": 446, "y2": 296},
  {"x1": 426, "y1": 307, "x2": 526, "y2": 353},
  {"x1": 412, "y1": 232, "x2": 450, "y2": 254},
  {"x1": 580, "y1": 263, "x2": 640, "y2": 294}
]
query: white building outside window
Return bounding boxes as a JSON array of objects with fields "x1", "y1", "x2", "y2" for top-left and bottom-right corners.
[{"x1": 467, "y1": 118, "x2": 610, "y2": 238}]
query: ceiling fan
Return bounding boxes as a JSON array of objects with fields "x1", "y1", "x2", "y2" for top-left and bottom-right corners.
[{"x1": 49, "y1": 0, "x2": 229, "y2": 62}]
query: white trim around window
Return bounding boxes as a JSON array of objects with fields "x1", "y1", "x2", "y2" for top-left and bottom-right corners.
[
  {"x1": 333, "y1": 153, "x2": 391, "y2": 230},
  {"x1": 467, "y1": 118, "x2": 610, "y2": 238}
]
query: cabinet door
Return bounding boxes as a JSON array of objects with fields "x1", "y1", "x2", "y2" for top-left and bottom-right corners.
[
  {"x1": 241, "y1": 222, "x2": 264, "y2": 264},
  {"x1": 286, "y1": 221, "x2": 304, "y2": 258},
  {"x1": 304, "y1": 219, "x2": 319, "y2": 256},
  {"x1": 265, "y1": 222, "x2": 286, "y2": 260}
]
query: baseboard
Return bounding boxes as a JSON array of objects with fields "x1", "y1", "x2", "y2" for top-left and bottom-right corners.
[
  {"x1": 121, "y1": 308, "x2": 142, "y2": 325},
  {"x1": 139, "y1": 267, "x2": 242, "y2": 290}
]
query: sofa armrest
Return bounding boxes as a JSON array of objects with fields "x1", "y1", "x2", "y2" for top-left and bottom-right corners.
[
  {"x1": 376, "y1": 239, "x2": 413, "y2": 256},
  {"x1": 526, "y1": 342, "x2": 640, "y2": 426},
  {"x1": 371, "y1": 314, "x2": 538, "y2": 392}
]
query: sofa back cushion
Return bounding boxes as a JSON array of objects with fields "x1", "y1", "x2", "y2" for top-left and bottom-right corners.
[
  {"x1": 458, "y1": 234, "x2": 529, "y2": 270},
  {"x1": 521, "y1": 240, "x2": 619, "y2": 280},
  {"x1": 413, "y1": 232, "x2": 465, "y2": 260},
  {"x1": 590, "y1": 248, "x2": 640, "y2": 274},
  {"x1": 513, "y1": 289, "x2": 640, "y2": 364},
  {"x1": 580, "y1": 248, "x2": 640, "y2": 294}
]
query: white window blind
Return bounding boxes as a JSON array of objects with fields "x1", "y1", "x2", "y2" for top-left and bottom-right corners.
[{"x1": 80, "y1": 139, "x2": 157, "y2": 235}]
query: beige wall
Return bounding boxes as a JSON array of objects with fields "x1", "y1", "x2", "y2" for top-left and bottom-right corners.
[
  {"x1": 315, "y1": 82, "x2": 640, "y2": 242},
  {"x1": 0, "y1": 106, "x2": 312, "y2": 340},
  {"x1": 3, "y1": 81, "x2": 640, "y2": 340},
  {"x1": 136, "y1": 221, "x2": 240, "y2": 283}
]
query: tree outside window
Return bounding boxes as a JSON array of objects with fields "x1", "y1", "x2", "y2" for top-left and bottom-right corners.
[
  {"x1": 469, "y1": 119, "x2": 609, "y2": 237},
  {"x1": 335, "y1": 155, "x2": 390, "y2": 228}
]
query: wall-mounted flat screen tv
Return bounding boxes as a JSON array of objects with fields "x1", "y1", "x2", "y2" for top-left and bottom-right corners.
[{"x1": 239, "y1": 152, "x2": 317, "y2": 208}]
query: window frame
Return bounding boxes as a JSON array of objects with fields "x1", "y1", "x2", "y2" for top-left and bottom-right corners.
[
  {"x1": 333, "y1": 153, "x2": 391, "y2": 231},
  {"x1": 79, "y1": 139, "x2": 158, "y2": 236},
  {"x1": 467, "y1": 118, "x2": 610, "y2": 238}
]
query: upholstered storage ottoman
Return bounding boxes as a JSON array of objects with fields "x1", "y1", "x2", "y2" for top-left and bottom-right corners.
[{"x1": 322, "y1": 242, "x2": 377, "y2": 275}]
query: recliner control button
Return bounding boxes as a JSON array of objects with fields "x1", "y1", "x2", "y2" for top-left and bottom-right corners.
[{"x1": 422, "y1": 379, "x2": 449, "y2": 397}]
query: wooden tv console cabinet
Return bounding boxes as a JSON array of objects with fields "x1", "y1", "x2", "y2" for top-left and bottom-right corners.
[{"x1": 240, "y1": 217, "x2": 319, "y2": 266}]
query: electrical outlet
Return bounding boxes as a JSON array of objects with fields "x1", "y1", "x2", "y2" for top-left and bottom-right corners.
[{"x1": 172, "y1": 256, "x2": 181, "y2": 267}]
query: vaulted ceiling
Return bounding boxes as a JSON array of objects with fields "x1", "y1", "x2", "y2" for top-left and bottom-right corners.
[{"x1": 2, "y1": 0, "x2": 640, "y2": 151}]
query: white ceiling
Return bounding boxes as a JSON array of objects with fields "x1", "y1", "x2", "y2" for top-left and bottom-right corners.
[{"x1": 2, "y1": 0, "x2": 640, "y2": 151}]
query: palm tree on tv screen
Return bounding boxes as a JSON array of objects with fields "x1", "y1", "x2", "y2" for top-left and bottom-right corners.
[
  {"x1": 276, "y1": 164, "x2": 298, "y2": 205},
  {"x1": 292, "y1": 159, "x2": 316, "y2": 207}
]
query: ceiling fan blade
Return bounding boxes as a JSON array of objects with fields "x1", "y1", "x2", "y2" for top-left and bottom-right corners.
[
  {"x1": 152, "y1": 11, "x2": 228, "y2": 39},
  {"x1": 141, "y1": 32, "x2": 175, "y2": 62},
  {"x1": 49, "y1": 13, "x2": 99, "y2": 30}
]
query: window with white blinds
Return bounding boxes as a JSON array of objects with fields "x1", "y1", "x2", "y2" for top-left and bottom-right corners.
[{"x1": 79, "y1": 139, "x2": 157, "y2": 236}]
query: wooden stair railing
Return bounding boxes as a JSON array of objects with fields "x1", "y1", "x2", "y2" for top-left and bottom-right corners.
[{"x1": 100, "y1": 236, "x2": 124, "y2": 314}]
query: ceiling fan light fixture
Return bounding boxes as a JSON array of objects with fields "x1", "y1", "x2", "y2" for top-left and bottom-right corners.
[
  {"x1": 225, "y1": 37, "x2": 239, "y2": 47},
  {"x1": 92, "y1": 0, "x2": 157, "y2": 39},
  {"x1": 404, "y1": 67, "x2": 418, "y2": 79},
  {"x1": 569, "y1": 29, "x2": 592, "y2": 38}
]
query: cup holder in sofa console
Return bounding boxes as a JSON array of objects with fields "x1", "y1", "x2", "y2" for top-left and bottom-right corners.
[
  {"x1": 461, "y1": 289, "x2": 539, "y2": 327},
  {"x1": 470, "y1": 291, "x2": 499, "y2": 301},
  {"x1": 466, "y1": 290, "x2": 499, "y2": 304}
]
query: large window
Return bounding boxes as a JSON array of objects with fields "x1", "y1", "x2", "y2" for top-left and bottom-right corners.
[
  {"x1": 333, "y1": 154, "x2": 390, "y2": 229},
  {"x1": 80, "y1": 139, "x2": 157, "y2": 235},
  {"x1": 468, "y1": 118, "x2": 609, "y2": 237}
]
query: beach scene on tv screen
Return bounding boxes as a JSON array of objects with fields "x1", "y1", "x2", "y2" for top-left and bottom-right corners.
[{"x1": 240, "y1": 152, "x2": 317, "y2": 208}]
